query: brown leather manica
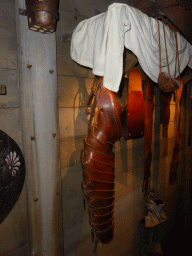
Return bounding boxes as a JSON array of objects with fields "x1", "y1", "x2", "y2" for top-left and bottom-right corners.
[{"x1": 81, "y1": 77, "x2": 122, "y2": 251}]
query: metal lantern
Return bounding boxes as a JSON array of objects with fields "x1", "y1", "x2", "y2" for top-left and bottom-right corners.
[{"x1": 25, "y1": 0, "x2": 59, "y2": 33}]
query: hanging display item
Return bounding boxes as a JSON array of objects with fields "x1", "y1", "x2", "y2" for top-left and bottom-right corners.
[
  {"x1": 160, "y1": 90, "x2": 172, "y2": 158},
  {"x1": 121, "y1": 68, "x2": 155, "y2": 196},
  {"x1": 0, "y1": 130, "x2": 25, "y2": 224},
  {"x1": 25, "y1": 0, "x2": 59, "y2": 33},
  {"x1": 158, "y1": 26, "x2": 184, "y2": 184},
  {"x1": 143, "y1": 79, "x2": 154, "y2": 196},
  {"x1": 169, "y1": 77, "x2": 183, "y2": 184},
  {"x1": 122, "y1": 68, "x2": 145, "y2": 140},
  {"x1": 81, "y1": 68, "x2": 153, "y2": 251},
  {"x1": 81, "y1": 77, "x2": 122, "y2": 251},
  {"x1": 79, "y1": 13, "x2": 185, "y2": 249},
  {"x1": 156, "y1": 18, "x2": 180, "y2": 92},
  {"x1": 188, "y1": 92, "x2": 192, "y2": 147}
]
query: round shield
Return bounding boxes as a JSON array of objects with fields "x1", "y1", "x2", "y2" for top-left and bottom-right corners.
[{"x1": 0, "y1": 130, "x2": 25, "y2": 224}]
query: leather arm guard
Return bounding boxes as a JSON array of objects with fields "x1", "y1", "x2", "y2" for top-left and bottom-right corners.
[{"x1": 81, "y1": 77, "x2": 122, "y2": 251}]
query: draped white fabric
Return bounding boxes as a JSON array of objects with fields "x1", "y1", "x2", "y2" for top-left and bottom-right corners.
[{"x1": 71, "y1": 3, "x2": 192, "y2": 92}]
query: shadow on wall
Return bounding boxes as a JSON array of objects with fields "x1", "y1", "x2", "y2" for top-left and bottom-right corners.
[
  {"x1": 153, "y1": 84, "x2": 161, "y2": 197},
  {"x1": 116, "y1": 82, "x2": 161, "y2": 193},
  {"x1": 61, "y1": 73, "x2": 93, "y2": 255}
]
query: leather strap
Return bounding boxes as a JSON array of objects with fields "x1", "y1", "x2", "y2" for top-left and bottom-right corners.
[
  {"x1": 82, "y1": 167, "x2": 115, "y2": 183},
  {"x1": 91, "y1": 212, "x2": 114, "y2": 225},
  {"x1": 188, "y1": 95, "x2": 192, "y2": 146},
  {"x1": 160, "y1": 91, "x2": 173, "y2": 138},
  {"x1": 160, "y1": 91, "x2": 173, "y2": 157},
  {"x1": 122, "y1": 68, "x2": 145, "y2": 140},
  {"x1": 87, "y1": 76, "x2": 102, "y2": 134},
  {"x1": 143, "y1": 79, "x2": 154, "y2": 196},
  {"x1": 85, "y1": 196, "x2": 114, "y2": 208},
  {"x1": 84, "y1": 136, "x2": 114, "y2": 157},
  {"x1": 86, "y1": 76, "x2": 103, "y2": 115},
  {"x1": 156, "y1": 18, "x2": 180, "y2": 92},
  {"x1": 169, "y1": 77, "x2": 183, "y2": 184},
  {"x1": 83, "y1": 190, "x2": 114, "y2": 199},
  {"x1": 82, "y1": 174, "x2": 114, "y2": 191},
  {"x1": 89, "y1": 205, "x2": 114, "y2": 216},
  {"x1": 89, "y1": 126, "x2": 113, "y2": 147},
  {"x1": 83, "y1": 147, "x2": 115, "y2": 167}
]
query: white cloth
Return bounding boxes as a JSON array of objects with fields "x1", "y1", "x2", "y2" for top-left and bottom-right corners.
[{"x1": 71, "y1": 3, "x2": 192, "y2": 92}]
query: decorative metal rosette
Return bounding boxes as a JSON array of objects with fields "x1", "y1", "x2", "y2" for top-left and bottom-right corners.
[
  {"x1": 0, "y1": 130, "x2": 25, "y2": 224},
  {"x1": 5, "y1": 151, "x2": 21, "y2": 177}
]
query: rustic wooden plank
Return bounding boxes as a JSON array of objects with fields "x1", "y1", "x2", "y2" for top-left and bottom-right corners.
[
  {"x1": 4, "y1": 183, "x2": 28, "y2": 222},
  {"x1": 0, "y1": 85, "x2": 6, "y2": 95},
  {"x1": 56, "y1": 9, "x2": 86, "y2": 43},
  {"x1": 61, "y1": 162, "x2": 83, "y2": 197},
  {"x1": 62, "y1": 192, "x2": 85, "y2": 230},
  {"x1": 0, "y1": 27, "x2": 18, "y2": 70},
  {"x1": 60, "y1": 136, "x2": 84, "y2": 169},
  {"x1": 59, "y1": 107, "x2": 89, "y2": 138},
  {"x1": 6, "y1": 244, "x2": 30, "y2": 256},
  {"x1": 0, "y1": 69, "x2": 20, "y2": 108},
  {"x1": 61, "y1": 163, "x2": 85, "y2": 229},
  {"x1": 55, "y1": 10, "x2": 93, "y2": 77},
  {"x1": 58, "y1": 76, "x2": 93, "y2": 108},
  {"x1": 16, "y1": 0, "x2": 63, "y2": 253},
  {"x1": 63, "y1": 187, "x2": 145, "y2": 256},
  {"x1": 0, "y1": 39, "x2": 18, "y2": 70},
  {"x1": 0, "y1": 0, "x2": 16, "y2": 28},
  {"x1": 0, "y1": 108, "x2": 22, "y2": 146},
  {"x1": 57, "y1": 40, "x2": 94, "y2": 78},
  {"x1": 0, "y1": 27, "x2": 17, "y2": 40},
  {"x1": 59, "y1": 0, "x2": 131, "y2": 20},
  {"x1": 0, "y1": 212, "x2": 29, "y2": 255}
]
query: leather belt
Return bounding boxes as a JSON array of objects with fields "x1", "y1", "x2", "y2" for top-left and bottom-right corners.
[
  {"x1": 143, "y1": 79, "x2": 154, "y2": 195},
  {"x1": 188, "y1": 94, "x2": 192, "y2": 146},
  {"x1": 160, "y1": 91, "x2": 172, "y2": 139},
  {"x1": 169, "y1": 77, "x2": 183, "y2": 184},
  {"x1": 160, "y1": 90, "x2": 173, "y2": 157}
]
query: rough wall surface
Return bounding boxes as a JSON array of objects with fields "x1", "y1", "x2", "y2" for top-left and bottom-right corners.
[{"x1": 0, "y1": 1, "x2": 29, "y2": 255}]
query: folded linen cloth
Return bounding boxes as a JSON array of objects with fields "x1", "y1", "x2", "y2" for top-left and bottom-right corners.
[{"x1": 71, "y1": 3, "x2": 192, "y2": 92}]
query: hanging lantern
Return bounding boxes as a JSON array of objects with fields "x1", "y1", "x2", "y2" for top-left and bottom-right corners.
[{"x1": 25, "y1": 0, "x2": 59, "y2": 34}]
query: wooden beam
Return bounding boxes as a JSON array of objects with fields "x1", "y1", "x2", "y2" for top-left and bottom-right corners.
[{"x1": 16, "y1": 0, "x2": 63, "y2": 255}]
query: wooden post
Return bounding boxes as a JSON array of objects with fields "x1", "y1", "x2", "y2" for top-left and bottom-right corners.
[{"x1": 15, "y1": 0, "x2": 63, "y2": 255}]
